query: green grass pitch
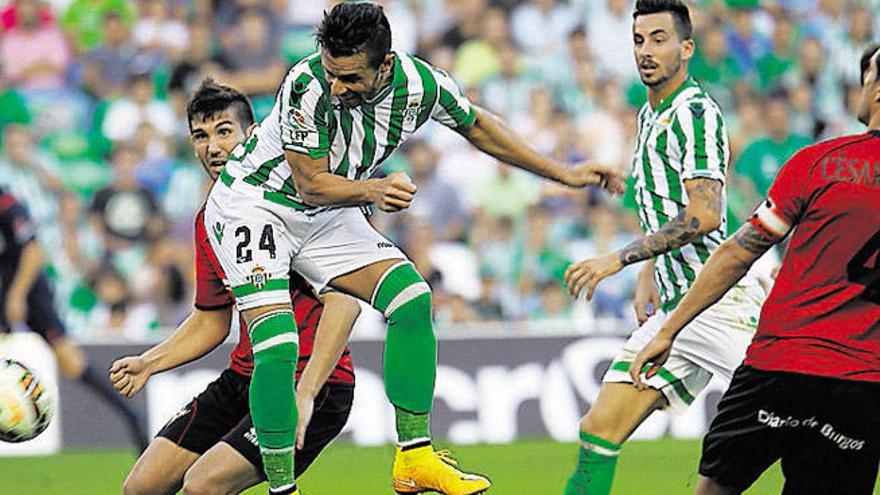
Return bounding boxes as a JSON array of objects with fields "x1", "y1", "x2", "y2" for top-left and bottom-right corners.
[{"x1": 2, "y1": 439, "x2": 876, "y2": 494}]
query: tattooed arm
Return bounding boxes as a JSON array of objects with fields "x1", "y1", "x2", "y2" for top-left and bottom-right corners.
[
  {"x1": 618, "y1": 178, "x2": 724, "y2": 266},
  {"x1": 565, "y1": 178, "x2": 724, "y2": 299},
  {"x1": 628, "y1": 222, "x2": 777, "y2": 386}
]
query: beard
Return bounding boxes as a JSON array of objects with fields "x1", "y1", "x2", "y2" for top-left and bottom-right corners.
[{"x1": 641, "y1": 58, "x2": 682, "y2": 88}]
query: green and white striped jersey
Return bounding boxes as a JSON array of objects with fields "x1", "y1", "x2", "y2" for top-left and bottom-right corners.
[
  {"x1": 222, "y1": 51, "x2": 475, "y2": 211},
  {"x1": 630, "y1": 78, "x2": 730, "y2": 311}
]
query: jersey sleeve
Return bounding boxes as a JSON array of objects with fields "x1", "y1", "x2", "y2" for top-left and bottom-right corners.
[
  {"x1": 428, "y1": 66, "x2": 476, "y2": 130},
  {"x1": 193, "y1": 217, "x2": 233, "y2": 311},
  {"x1": 673, "y1": 99, "x2": 729, "y2": 183},
  {"x1": 749, "y1": 148, "x2": 811, "y2": 242},
  {"x1": 747, "y1": 150, "x2": 809, "y2": 242},
  {"x1": 279, "y1": 64, "x2": 332, "y2": 159}
]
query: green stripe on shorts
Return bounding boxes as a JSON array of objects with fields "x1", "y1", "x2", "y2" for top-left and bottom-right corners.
[
  {"x1": 609, "y1": 360, "x2": 695, "y2": 405},
  {"x1": 233, "y1": 279, "x2": 289, "y2": 298}
]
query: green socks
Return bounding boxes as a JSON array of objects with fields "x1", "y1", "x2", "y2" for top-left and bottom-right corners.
[
  {"x1": 395, "y1": 408, "x2": 431, "y2": 445},
  {"x1": 371, "y1": 262, "x2": 437, "y2": 443},
  {"x1": 564, "y1": 431, "x2": 622, "y2": 495},
  {"x1": 248, "y1": 309, "x2": 299, "y2": 493}
]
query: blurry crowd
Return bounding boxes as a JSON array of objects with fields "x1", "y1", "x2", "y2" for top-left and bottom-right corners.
[{"x1": 0, "y1": 0, "x2": 874, "y2": 340}]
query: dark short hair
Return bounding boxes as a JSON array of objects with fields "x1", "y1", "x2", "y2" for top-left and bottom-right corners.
[
  {"x1": 860, "y1": 43, "x2": 880, "y2": 86},
  {"x1": 633, "y1": 0, "x2": 692, "y2": 40},
  {"x1": 186, "y1": 78, "x2": 254, "y2": 132},
  {"x1": 315, "y1": 2, "x2": 392, "y2": 68}
]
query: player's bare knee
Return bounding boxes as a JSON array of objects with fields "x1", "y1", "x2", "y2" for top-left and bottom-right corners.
[
  {"x1": 579, "y1": 409, "x2": 616, "y2": 439},
  {"x1": 181, "y1": 470, "x2": 217, "y2": 495},
  {"x1": 121, "y1": 471, "x2": 158, "y2": 495}
]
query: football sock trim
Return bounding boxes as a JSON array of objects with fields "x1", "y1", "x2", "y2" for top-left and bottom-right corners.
[
  {"x1": 580, "y1": 432, "x2": 621, "y2": 457},
  {"x1": 564, "y1": 431, "x2": 621, "y2": 495},
  {"x1": 399, "y1": 437, "x2": 432, "y2": 450}
]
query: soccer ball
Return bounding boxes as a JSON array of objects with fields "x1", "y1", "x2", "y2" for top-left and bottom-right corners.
[{"x1": 0, "y1": 358, "x2": 56, "y2": 442}]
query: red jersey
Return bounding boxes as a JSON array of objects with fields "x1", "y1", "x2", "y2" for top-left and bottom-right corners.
[
  {"x1": 193, "y1": 206, "x2": 355, "y2": 383},
  {"x1": 746, "y1": 131, "x2": 880, "y2": 383}
]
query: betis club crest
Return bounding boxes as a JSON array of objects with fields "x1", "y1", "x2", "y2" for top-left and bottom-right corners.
[{"x1": 247, "y1": 265, "x2": 272, "y2": 290}]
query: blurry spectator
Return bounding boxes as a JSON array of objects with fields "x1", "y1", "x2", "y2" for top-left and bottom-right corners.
[
  {"x1": 690, "y1": 21, "x2": 742, "y2": 109},
  {"x1": 788, "y1": 82, "x2": 820, "y2": 138},
  {"x1": 803, "y1": 0, "x2": 846, "y2": 49},
  {"x1": 482, "y1": 44, "x2": 535, "y2": 117},
  {"x1": 727, "y1": 93, "x2": 763, "y2": 155},
  {"x1": 511, "y1": 0, "x2": 577, "y2": 57},
  {"x1": 213, "y1": 0, "x2": 282, "y2": 59},
  {"x1": 541, "y1": 25, "x2": 593, "y2": 87},
  {"x1": 510, "y1": 87, "x2": 561, "y2": 155},
  {"x1": 0, "y1": 0, "x2": 53, "y2": 30},
  {"x1": 62, "y1": 0, "x2": 136, "y2": 52},
  {"x1": 0, "y1": 0, "x2": 71, "y2": 92},
  {"x1": 828, "y1": 4, "x2": 874, "y2": 86},
  {"x1": 406, "y1": 140, "x2": 469, "y2": 242},
  {"x1": 781, "y1": 36, "x2": 840, "y2": 126},
  {"x1": 575, "y1": 77, "x2": 627, "y2": 169},
  {"x1": 735, "y1": 92, "x2": 811, "y2": 200},
  {"x1": 476, "y1": 165, "x2": 540, "y2": 221},
  {"x1": 101, "y1": 72, "x2": 177, "y2": 144},
  {"x1": 213, "y1": 8, "x2": 286, "y2": 98},
  {"x1": 472, "y1": 216, "x2": 517, "y2": 284},
  {"x1": 473, "y1": 272, "x2": 504, "y2": 321},
  {"x1": 453, "y1": 7, "x2": 509, "y2": 87},
  {"x1": 559, "y1": 56, "x2": 598, "y2": 117},
  {"x1": 132, "y1": 0, "x2": 190, "y2": 56},
  {"x1": 726, "y1": 7, "x2": 771, "y2": 75},
  {"x1": 88, "y1": 263, "x2": 158, "y2": 341},
  {"x1": 587, "y1": 0, "x2": 638, "y2": 82},
  {"x1": 0, "y1": 124, "x2": 63, "y2": 247},
  {"x1": 89, "y1": 146, "x2": 163, "y2": 255},
  {"x1": 516, "y1": 204, "x2": 571, "y2": 307},
  {"x1": 130, "y1": 237, "x2": 189, "y2": 327},
  {"x1": 376, "y1": 0, "x2": 418, "y2": 54},
  {"x1": 439, "y1": 0, "x2": 488, "y2": 50},
  {"x1": 168, "y1": 22, "x2": 216, "y2": 98},
  {"x1": 534, "y1": 280, "x2": 572, "y2": 319},
  {"x1": 824, "y1": 82, "x2": 868, "y2": 138},
  {"x1": 83, "y1": 11, "x2": 138, "y2": 98},
  {"x1": 756, "y1": 15, "x2": 798, "y2": 92}
]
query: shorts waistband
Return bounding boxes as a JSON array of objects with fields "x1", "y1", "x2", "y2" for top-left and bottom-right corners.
[{"x1": 219, "y1": 167, "x2": 310, "y2": 211}]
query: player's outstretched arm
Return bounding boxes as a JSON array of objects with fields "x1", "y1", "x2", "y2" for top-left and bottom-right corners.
[
  {"x1": 565, "y1": 178, "x2": 723, "y2": 299},
  {"x1": 629, "y1": 222, "x2": 777, "y2": 387},
  {"x1": 286, "y1": 149, "x2": 418, "y2": 212},
  {"x1": 458, "y1": 105, "x2": 626, "y2": 193},
  {"x1": 109, "y1": 307, "x2": 232, "y2": 398},
  {"x1": 294, "y1": 292, "x2": 361, "y2": 448}
]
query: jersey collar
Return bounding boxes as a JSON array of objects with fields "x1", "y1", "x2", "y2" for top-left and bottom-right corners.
[
  {"x1": 652, "y1": 77, "x2": 699, "y2": 115},
  {"x1": 364, "y1": 52, "x2": 405, "y2": 106}
]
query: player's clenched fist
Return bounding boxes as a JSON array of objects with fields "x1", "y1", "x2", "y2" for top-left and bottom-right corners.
[
  {"x1": 562, "y1": 162, "x2": 627, "y2": 194},
  {"x1": 109, "y1": 356, "x2": 152, "y2": 398},
  {"x1": 370, "y1": 172, "x2": 418, "y2": 212}
]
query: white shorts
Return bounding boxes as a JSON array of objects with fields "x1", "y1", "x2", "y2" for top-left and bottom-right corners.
[
  {"x1": 603, "y1": 278, "x2": 765, "y2": 412},
  {"x1": 203, "y1": 176, "x2": 406, "y2": 311}
]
